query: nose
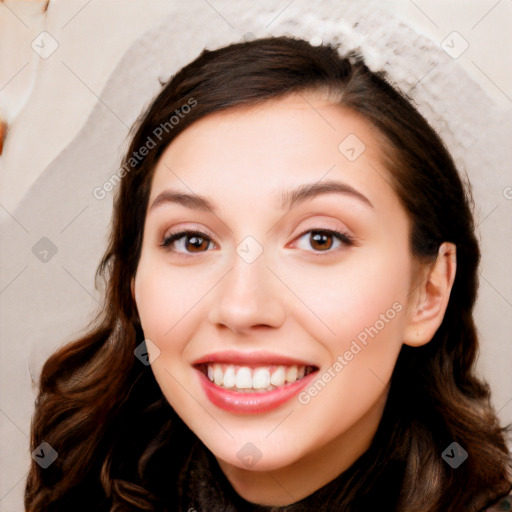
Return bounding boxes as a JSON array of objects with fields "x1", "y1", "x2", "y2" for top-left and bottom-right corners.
[{"x1": 207, "y1": 251, "x2": 286, "y2": 334}]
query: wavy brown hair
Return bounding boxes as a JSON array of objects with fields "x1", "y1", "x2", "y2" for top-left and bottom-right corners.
[{"x1": 25, "y1": 36, "x2": 511, "y2": 511}]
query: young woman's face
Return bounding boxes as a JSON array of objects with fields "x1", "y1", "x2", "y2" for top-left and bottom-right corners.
[{"x1": 133, "y1": 93, "x2": 418, "y2": 479}]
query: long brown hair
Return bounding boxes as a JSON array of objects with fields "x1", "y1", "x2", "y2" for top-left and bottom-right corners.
[{"x1": 25, "y1": 36, "x2": 511, "y2": 511}]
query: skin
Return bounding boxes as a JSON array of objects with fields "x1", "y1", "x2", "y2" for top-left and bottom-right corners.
[{"x1": 132, "y1": 93, "x2": 456, "y2": 506}]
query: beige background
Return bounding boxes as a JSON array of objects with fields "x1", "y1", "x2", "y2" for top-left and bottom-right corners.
[{"x1": 1, "y1": 1, "x2": 511, "y2": 510}]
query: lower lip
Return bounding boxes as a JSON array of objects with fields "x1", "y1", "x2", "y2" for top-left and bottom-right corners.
[{"x1": 196, "y1": 368, "x2": 318, "y2": 414}]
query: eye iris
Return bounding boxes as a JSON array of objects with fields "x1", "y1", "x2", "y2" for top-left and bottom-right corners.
[
  {"x1": 310, "y1": 231, "x2": 333, "y2": 251},
  {"x1": 187, "y1": 235, "x2": 209, "y2": 252}
]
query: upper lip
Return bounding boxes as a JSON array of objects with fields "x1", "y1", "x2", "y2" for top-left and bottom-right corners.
[{"x1": 192, "y1": 350, "x2": 317, "y2": 368}]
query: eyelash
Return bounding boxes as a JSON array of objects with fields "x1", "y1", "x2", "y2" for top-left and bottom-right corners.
[{"x1": 160, "y1": 227, "x2": 354, "y2": 258}]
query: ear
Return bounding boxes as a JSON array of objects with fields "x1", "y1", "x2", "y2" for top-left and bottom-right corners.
[{"x1": 403, "y1": 242, "x2": 457, "y2": 347}]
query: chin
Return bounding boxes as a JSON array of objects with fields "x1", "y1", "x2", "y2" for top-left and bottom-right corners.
[{"x1": 207, "y1": 435, "x2": 307, "y2": 473}]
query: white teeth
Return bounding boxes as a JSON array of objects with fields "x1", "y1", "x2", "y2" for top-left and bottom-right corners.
[
  {"x1": 253, "y1": 368, "x2": 271, "y2": 389},
  {"x1": 285, "y1": 365, "x2": 298, "y2": 383},
  {"x1": 204, "y1": 363, "x2": 311, "y2": 392},
  {"x1": 223, "y1": 366, "x2": 236, "y2": 388},
  {"x1": 213, "y1": 364, "x2": 223, "y2": 386},
  {"x1": 236, "y1": 367, "x2": 253, "y2": 389},
  {"x1": 270, "y1": 366, "x2": 286, "y2": 387}
]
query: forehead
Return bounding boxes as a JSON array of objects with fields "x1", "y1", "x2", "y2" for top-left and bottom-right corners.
[{"x1": 148, "y1": 93, "x2": 399, "y2": 215}]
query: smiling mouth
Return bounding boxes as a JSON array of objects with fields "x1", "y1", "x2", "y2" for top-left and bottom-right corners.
[{"x1": 195, "y1": 363, "x2": 318, "y2": 393}]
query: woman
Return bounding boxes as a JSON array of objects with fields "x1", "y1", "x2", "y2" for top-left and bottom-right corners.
[{"x1": 25, "y1": 35, "x2": 512, "y2": 511}]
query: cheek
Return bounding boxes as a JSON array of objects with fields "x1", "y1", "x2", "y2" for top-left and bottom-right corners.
[
  {"x1": 133, "y1": 256, "x2": 206, "y2": 415},
  {"x1": 135, "y1": 273, "x2": 173, "y2": 341},
  {"x1": 293, "y1": 262, "x2": 408, "y2": 437},
  {"x1": 134, "y1": 257, "x2": 191, "y2": 356},
  {"x1": 135, "y1": 253, "x2": 203, "y2": 337},
  {"x1": 276, "y1": 243, "x2": 411, "y2": 357},
  {"x1": 287, "y1": 243, "x2": 411, "y2": 432}
]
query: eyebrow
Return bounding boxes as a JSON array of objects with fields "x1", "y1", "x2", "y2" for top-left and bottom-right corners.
[
  {"x1": 149, "y1": 180, "x2": 373, "y2": 213},
  {"x1": 280, "y1": 180, "x2": 373, "y2": 210}
]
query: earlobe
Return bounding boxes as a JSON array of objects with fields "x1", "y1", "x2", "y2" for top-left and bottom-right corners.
[{"x1": 403, "y1": 242, "x2": 457, "y2": 347}]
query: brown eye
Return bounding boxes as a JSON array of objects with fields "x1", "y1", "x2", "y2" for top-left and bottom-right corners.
[
  {"x1": 310, "y1": 231, "x2": 334, "y2": 251},
  {"x1": 184, "y1": 234, "x2": 210, "y2": 252},
  {"x1": 295, "y1": 229, "x2": 353, "y2": 254},
  {"x1": 161, "y1": 230, "x2": 215, "y2": 255}
]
